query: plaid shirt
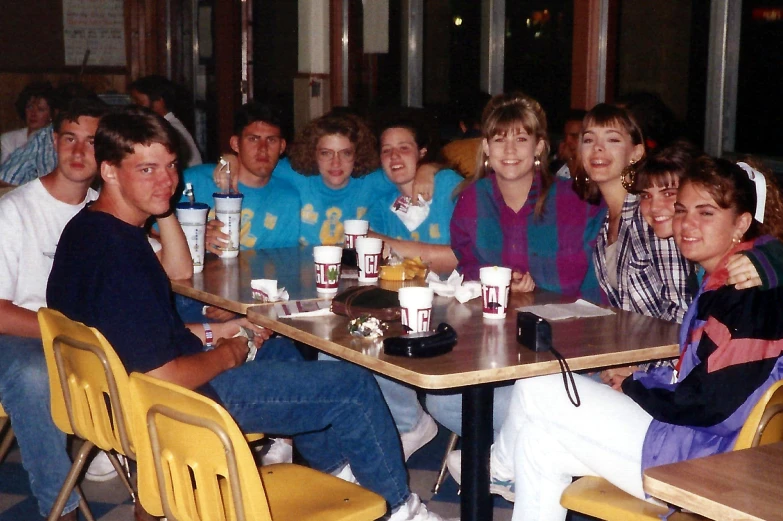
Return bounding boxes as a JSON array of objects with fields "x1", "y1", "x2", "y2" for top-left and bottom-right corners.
[
  {"x1": 594, "y1": 193, "x2": 693, "y2": 324},
  {"x1": 0, "y1": 125, "x2": 56, "y2": 186},
  {"x1": 451, "y1": 173, "x2": 606, "y2": 297}
]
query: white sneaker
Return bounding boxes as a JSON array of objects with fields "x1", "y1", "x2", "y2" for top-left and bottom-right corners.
[
  {"x1": 260, "y1": 438, "x2": 293, "y2": 466},
  {"x1": 332, "y1": 463, "x2": 359, "y2": 484},
  {"x1": 85, "y1": 451, "x2": 122, "y2": 482},
  {"x1": 446, "y1": 450, "x2": 515, "y2": 502},
  {"x1": 388, "y1": 493, "x2": 458, "y2": 521},
  {"x1": 401, "y1": 413, "x2": 438, "y2": 461}
]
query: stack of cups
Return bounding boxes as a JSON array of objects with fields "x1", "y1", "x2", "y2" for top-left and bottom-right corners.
[
  {"x1": 355, "y1": 237, "x2": 383, "y2": 283},
  {"x1": 175, "y1": 202, "x2": 210, "y2": 273},
  {"x1": 479, "y1": 266, "x2": 512, "y2": 319},
  {"x1": 313, "y1": 246, "x2": 343, "y2": 293},
  {"x1": 213, "y1": 192, "x2": 244, "y2": 258},
  {"x1": 343, "y1": 219, "x2": 369, "y2": 249},
  {"x1": 398, "y1": 287, "x2": 435, "y2": 333}
]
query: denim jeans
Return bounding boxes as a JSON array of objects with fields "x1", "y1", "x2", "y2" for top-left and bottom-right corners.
[
  {"x1": 0, "y1": 335, "x2": 79, "y2": 517},
  {"x1": 425, "y1": 383, "x2": 515, "y2": 438},
  {"x1": 210, "y1": 337, "x2": 410, "y2": 509},
  {"x1": 317, "y1": 352, "x2": 423, "y2": 433}
]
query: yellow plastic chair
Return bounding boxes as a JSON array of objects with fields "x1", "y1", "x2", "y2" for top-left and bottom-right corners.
[
  {"x1": 129, "y1": 372, "x2": 388, "y2": 521},
  {"x1": 560, "y1": 379, "x2": 783, "y2": 521},
  {"x1": 0, "y1": 404, "x2": 15, "y2": 465},
  {"x1": 38, "y1": 308, "x2": 136, "y2": 521}
]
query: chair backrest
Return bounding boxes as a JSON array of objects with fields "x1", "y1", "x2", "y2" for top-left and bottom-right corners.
[
  {"x1": 129, "y1": 372, "x2": 274, "y2": 521},
  {"x1": 733, "y1": 379, "x2": 783, "y2": 450},
  {"x1": 37, "y1": 308, "x2": 135, "y2": 458}
]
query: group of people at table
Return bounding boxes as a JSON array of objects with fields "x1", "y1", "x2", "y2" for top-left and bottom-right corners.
[{"x1": 1, "y1": 85, "x2": 782, "y2": 521}]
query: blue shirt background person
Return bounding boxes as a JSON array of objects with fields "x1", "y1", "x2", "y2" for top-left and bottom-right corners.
[{"x1": 181, "y1": 163, "x2": 300, "y2": 249}]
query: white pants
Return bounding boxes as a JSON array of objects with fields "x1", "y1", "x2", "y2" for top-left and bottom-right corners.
[{"x1": 491, "y1": 373, "x2": 653, "y2": 521}]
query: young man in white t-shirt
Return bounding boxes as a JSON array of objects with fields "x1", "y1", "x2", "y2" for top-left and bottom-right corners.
[{"x1": 0, "y1": 99, "x2": 107, "y2": 521}]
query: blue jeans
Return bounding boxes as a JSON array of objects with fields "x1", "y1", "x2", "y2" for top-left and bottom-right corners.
[
  {"x1": 317, "y1": 352, "x2": 423, "y2": 433},
  {"x1": 210, "y1": 337, "x2": 410, "y2": 509},
  {"x1": 425, "y1": 383, "x2": 515, "y2": 438},
  {"x1": 0, "y1": 335, "x2": 79, "y2": 517}
]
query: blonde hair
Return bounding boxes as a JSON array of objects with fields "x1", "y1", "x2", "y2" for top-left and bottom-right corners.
[{"x1": 456, "y1": 92, "x2": 552, "y2": 217}]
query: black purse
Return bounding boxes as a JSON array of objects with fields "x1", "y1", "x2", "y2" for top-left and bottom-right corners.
[{"x1": 383, "y1": 323, "x2": 457, "y2": 358}]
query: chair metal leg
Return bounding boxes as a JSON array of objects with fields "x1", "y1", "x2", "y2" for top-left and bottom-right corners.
[
  {"x1": 106, "y1": 451, "x2": 136, "y2": 500},
  {"x1": 0, "y1": 425, "x2": 15, "y2": 465},
  {"x1": 432, "y1": 431, "x2": 460, "y2": 494},
  {"x1": 74, "y1": 485, "x2": 96, "y2": 521},
  {"x1": 46, "y1": 441, "x2": 95, "y2": 521}
]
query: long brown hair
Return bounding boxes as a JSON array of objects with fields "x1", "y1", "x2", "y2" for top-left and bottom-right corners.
[
  {"x1": 456, "y1": 92, "x2": 552, "y2": 217},
  {"x1": 572, "y1": 103, "x2": 645, "y2": 204}
]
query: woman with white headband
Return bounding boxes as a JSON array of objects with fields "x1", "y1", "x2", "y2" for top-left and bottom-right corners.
[{"x1": 490, "y1": 156, "x2": 783, "y2": 521}]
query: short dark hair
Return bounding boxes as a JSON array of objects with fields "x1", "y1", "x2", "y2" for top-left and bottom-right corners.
[
  {"x1": 52, "y1": 98, "x2": 109, "y2": 134},
  {"x1": 15, "y1": 82, "x2": 56, "y2": 121},
  {"x1": 633, "y1": 140, "x2": 702, "y2": 192},
  {"x1": 128, "y1": 75, "x2": 176, "y2": 111},
  {"x1": 564, "y1": 109, "x2": 587, "y2": 125},
  {"x1": 95, "y1": 106, "x2": 179, "y2": 167},
  {"x1": 233, "y1": 101, "x2": 287, "y2": 138}
]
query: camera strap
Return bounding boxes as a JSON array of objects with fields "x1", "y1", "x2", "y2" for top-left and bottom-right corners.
[{"x1": 550, "y1": 346, "x2": 581, "y2": 407}]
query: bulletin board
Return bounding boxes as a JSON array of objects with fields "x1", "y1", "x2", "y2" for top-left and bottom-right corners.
[{"x1": 0, "y1": 0, "x2": 126, "y2": 71}]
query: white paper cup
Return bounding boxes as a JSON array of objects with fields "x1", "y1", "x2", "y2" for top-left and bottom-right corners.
[
  {"x1": 344, "y1": 219, "x2": 369, "y2": 249},
  {"x1": 176, "y1": 202, "x2": 210, "y2": 273},
  {"x1": 213, "y1": 193, "x2": 244, "y2": 258},
  {"x1": 313, "y1": 245, "x2": 343, "y2": 292},
  {"x1": 479, "y1": 266, "x2": 512, "y2": 319},
  {"x1": 398, "y1": 286, "x2": 434, "y2": 333},
  {"x1": 355, "y1": 237, "x2": 383, "y2": 282}
]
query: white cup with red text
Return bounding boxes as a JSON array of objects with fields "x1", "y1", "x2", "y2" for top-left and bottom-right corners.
[
  {"x1": 398, "y1": 286, "x2": 435, "y2": 333},
  {"x1": 355, "y1": 237, "x2": 383, "y2": 283},
  {"x1": 313, "y1": 246, "x2": 343, "y2": 293},
  {"x1": 479, "y1": 266, "x2": 512, "y2": 319},
  {"x1": 344, "y1": 219, "x2": 369, "y2": 249}
]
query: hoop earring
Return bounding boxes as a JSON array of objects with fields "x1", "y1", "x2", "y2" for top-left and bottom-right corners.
[{"x1": 621, "y1": 160, "x2": 637, "y2": 191}]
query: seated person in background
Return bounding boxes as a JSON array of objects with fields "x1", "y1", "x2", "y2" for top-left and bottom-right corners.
[
  {"x1": 367, "y1": 119, "x2": 461, "y2": 271},
  {"x1": 1, "y1": 81, "x2": 55, "y2": 164},
  {"x1": 129, "y1": 75, "x2": 202, "y2": 168},
  {"x1": 428, "y1": 94, "x2": 605, "y2": 495},
  {"x1": 0, "y1": 83, "x2": 97, "y2": 188},
  {"x1": 0, "y1": 98, "x2": 107, "y2": 521},
  {"x1": 46, "y1": 106, "x2": 455, "y2": 521},
  {"x1": 491, "y1": 156, "x2": 783, "y2": 521},
  {"x1": 550, "y1": 108, "x2": 585, "y2": 180},
  {"x1": 183, "y1": 100, "x2": 301, "y2": 253}
]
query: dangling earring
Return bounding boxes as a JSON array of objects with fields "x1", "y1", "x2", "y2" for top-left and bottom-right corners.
[
  {"x1": 534, "y1": 156, "x2": 542, "y2": 176},
  {"x1": 621, "y1": 160, "x2": 637, "y2": 191},
  {"x1": 483, "y1": 157, "x2": 490, "y2": 172}
]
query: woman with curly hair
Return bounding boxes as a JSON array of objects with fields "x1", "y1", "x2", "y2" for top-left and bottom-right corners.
[
  {"x1": 1, "y1": 82, "x2": 55, "y2": 164},
  {"x1": 281, "y1": 111, "x2": 395, "y2": 246}
]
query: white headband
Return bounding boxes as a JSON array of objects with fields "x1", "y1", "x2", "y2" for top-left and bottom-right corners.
[{"x1": 737, "y1": 162, "x2": 766, "y2": 223}]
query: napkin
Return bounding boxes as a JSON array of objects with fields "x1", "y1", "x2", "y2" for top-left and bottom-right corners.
[
  {"x1": 426, "y1": 270, "x2": 482, "y2": 303},
  {"x1": 251, "y1": 279, "x2": 289, "y2": 302},
  {"x1": 517, "y1": 299, "x2": 615, "y2": 321},
  {"x1": 274, "y1": 300, "x2": 334, "y2": 318},
  {"x1": 391, "y1": 195, "x2": 432, "y2": 232}
]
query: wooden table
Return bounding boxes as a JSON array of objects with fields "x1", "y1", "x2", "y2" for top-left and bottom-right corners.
[
  {"x1": 643, "y1": 442, "x2": 783, "y2": 521},
  {"x1": 171, "y1": 248, "x2": 681, "y2": 521}
]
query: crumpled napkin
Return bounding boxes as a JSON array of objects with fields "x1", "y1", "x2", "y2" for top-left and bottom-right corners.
[
  {"x1": 391, "y1": 195, "x2": 432, "y2": 232},
  {"x1": 251, "y1": 279, "x2": 289, "y2": 302},
  {"x1": 426, "y1": 270, "x2": 482, "y2": 303},
  {"x1": 273, "y1": 300, "x2": 333, "y2": 318}
]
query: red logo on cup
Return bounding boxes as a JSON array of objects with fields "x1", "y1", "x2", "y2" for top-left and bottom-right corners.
[
  {"x1": 482, "y1": 285, "x2": 502, "y2": 314},
  {"x1": 402, "y1": 307, "x2": 432, "y2": 333},
  {"x1": 345, "y1": 233, "x2": 359, "y2": 249},
  {"x1": 315, "y1": 262, "x2": 340, "y2": 290},
  {"x1": 363, "y1": 254, "x2": 380, "y2": 277}
]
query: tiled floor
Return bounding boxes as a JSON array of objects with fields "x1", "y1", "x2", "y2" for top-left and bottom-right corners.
[{"x1": 0, "y1": 426, "x2": 514, "y2": 521}]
